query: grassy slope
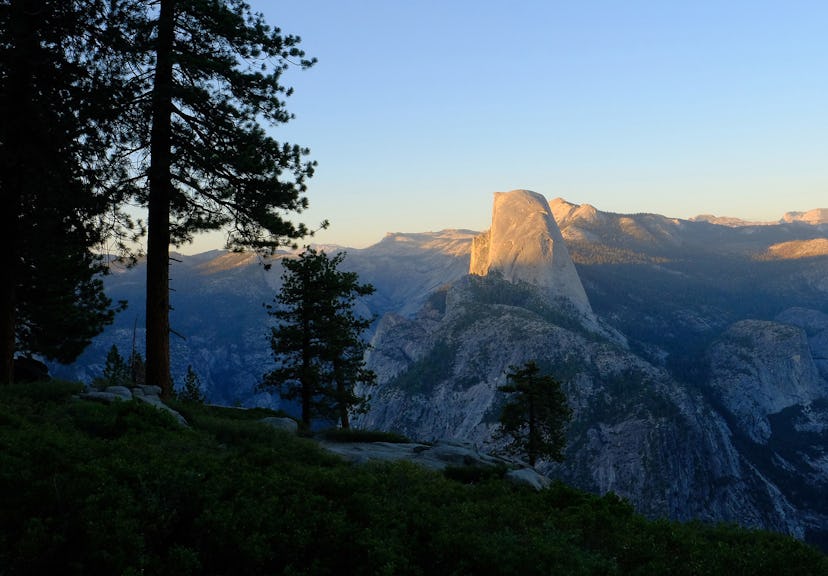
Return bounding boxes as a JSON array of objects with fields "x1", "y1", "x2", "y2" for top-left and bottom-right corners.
[{"x1": 0, "y1": 381, "x2": 825, "y2": 576}]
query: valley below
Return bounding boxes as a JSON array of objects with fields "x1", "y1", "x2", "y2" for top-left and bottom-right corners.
[{"x1": 53, "y1": 190, "x2": 828, "y2": 549}]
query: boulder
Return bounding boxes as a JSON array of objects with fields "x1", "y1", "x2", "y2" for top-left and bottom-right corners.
[
  {"x1": 259, "y1": 416, "x2": 299, "y2": 434},
  {"x1": 134, "y1": 394, "x2": 189, "y2": 427},
  {"x1": 506, "y1": 468, "x2": 552, "y2": 490},
  {"x1": 80, "y1": 390, "x2": 129, "y2": 404},
  {"x1": 78, "y1": 385, "x2": 188, "y2": 427},
  {"x1": 133, "y1": 385, "x2": 163, "y2": 397},
  {"x1": 104, "y1": 386, "x2": 133, "y2": 400}
]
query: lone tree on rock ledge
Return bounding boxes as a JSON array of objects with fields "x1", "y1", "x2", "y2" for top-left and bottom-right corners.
[{"x1": 497, "y1": 361, "x2": 572, "y2": 467}]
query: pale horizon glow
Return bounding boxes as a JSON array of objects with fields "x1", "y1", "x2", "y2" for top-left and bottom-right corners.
[{"x1": 181, "y1": 1, "x2": 827, "y2": 254}]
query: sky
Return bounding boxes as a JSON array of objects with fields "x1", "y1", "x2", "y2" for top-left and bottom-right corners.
[{"x1": 186, "y1": 0, "x2": 827, "y2": 253}]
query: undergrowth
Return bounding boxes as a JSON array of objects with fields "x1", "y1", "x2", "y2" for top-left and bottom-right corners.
[{"x1": 0, "y1": 380, "x2": 825, "y2": 575}]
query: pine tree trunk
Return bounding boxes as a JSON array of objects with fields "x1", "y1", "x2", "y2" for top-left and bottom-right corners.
[
  {"x1": 146, "y1": 0, "x2": 175, "y2": 398},
  {"x1": 0, "y1": 276, "x2": 14, "y2": 384},
  {"x1": 337, "y1": 376, "x2": 350, "y2": 429},
  {"x1": 0, "y1": 102, "x2": 17, "y2": 381},
  {"x1": 300, "y1": 319, "x2": 312, "y2": 427},
  {"x1": 527, "y1": 382, "x2": 537, "y2": 467},
  {"x1": 0, "y1": 285, "x2": 13, "y2": 383},
  {"x1": 297, "y1": 267, "x2": 313, "y2": 426}
]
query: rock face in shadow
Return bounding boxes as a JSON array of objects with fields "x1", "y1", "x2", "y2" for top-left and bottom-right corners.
[
  {"x1": 357, "y1": 274, "x2": 814, "y2": 539},
  {"x1": 707, "y1": 319, "x2": 827, "y2": 443},
  {"x1": 470, "y1": 190, "x2": 593, "y2": 316}
]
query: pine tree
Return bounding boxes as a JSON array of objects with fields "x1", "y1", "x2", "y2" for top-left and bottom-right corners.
[
  {"x1": 323, "y1": 295, "x2": 377, "y2": 429},
  {"x1": 178, "y1": 364, "x2": 205, "y2": 403},
  {"x1": 264, "y1": 248, "x2": 375, "y2": 428},
  {"x1": 129, "y1": 350, "x2": 146, "y2": 387},
  {"x1": 0, "y1": 0, "x2": 137, "y2": 383},
  {"x1": 126, "y1": 0, "x2": 317, "y2": 397},
  {"x1": 95, "y1": 345, "x2": 131, "y2": 389},
  {"x1": 497, "y1": 361, "x2": 572, "y2": 467}
]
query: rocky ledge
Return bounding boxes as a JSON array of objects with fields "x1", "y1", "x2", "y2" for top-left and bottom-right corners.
[
  {"x1": 78, "y1": 385, "x2": 188, "y2": 427},
  {"x1": 318, "y1": 439, "x2": 551, "y2": 490},
  {"x1": 75, "y1": 389, "x2": 547, "y2": 490}
]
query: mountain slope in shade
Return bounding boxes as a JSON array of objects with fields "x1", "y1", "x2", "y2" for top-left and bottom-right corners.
[
  {"x1": 356, "y1": 274, "x2": 818, "y2": 538},
  {"x1": 344, "y1": 230, "x2": 476, "y2": 317}
]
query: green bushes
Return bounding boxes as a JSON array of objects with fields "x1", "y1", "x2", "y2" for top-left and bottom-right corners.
[
  {"x1": 318, "y1": 427, "x2": 410, "y2": 443},
  {"x1": 1, "y1": 384, "x2": 825, "y2": 575},
  {"x1": 443, "y1": 463, "x2": 509, "y2": 484}
]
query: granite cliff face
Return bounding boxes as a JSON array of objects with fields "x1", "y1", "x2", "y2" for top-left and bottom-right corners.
[
  {"x1": 469, "y1": 190, "x2": 593, "y2": 316},
  {"x1": 707, "y1": 319, "x2": 827, "y2": 443}
]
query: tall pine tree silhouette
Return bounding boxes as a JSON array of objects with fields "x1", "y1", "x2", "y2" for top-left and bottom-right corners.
[
  {"x1": 0, "y1": 0, "x2": 136, "y2": 382},
  {"x1": 125, "y1": 0, "x2": 317, "y2": 396}
]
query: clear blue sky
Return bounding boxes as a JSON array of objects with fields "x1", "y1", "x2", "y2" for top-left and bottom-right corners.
[{"x1": 188, "y1": 0, "x2": 827, "y2": 252}]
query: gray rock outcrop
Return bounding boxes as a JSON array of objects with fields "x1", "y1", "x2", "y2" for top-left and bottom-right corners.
[
  {"x1": 776, "y1": 307, "x2": 828, "y2": 381},
  {"x1": 259, "y1": 416, "x2": 299, "y2": 434},
  {"x1": 707, "y1": 319, "x2": 827, "y2": 443},
  {"x1": 317, "y1": 439, "x2": 550, "y2": 490},
  {"x1": 79, "y1": 385, "x2": 188, "y2": 427}
]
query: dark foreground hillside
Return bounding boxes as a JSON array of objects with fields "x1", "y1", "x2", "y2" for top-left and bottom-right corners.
[{"x1": 1, "y1": 382, "x2": 825, "y2": 576}]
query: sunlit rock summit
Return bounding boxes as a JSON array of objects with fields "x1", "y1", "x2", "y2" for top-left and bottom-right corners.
[
  {"x1": 469, "y1": 190, "x2": 593, "y2": 316},
  {"x1": 783, "y1": 208, "x2": 828, "y2": 225}
]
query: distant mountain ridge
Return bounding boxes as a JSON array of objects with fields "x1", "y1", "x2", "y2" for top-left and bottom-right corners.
[
  {"x1": 691, "y1": 207, "x2": 828, "y2": 227},
  {"x1": 51, "y1": 191, "x2": 828, "y2": 549},
  {"x1": 783, "y1": 208, "x2": 828, "y2": 225}
]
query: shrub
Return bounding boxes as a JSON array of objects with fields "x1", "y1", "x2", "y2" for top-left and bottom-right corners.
[
  {"x1": 177, "y1": 365, "x2": 205, "y2": 403},
  {"x1": 1, "y1": 381, "x2": 825, "y2": 575},
  {"x1": 319, "y1": 428, "x2": 410, "y2": 443},
  {"x1": 443, "y1": 463, "x2": 509, "y2": 484}
]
